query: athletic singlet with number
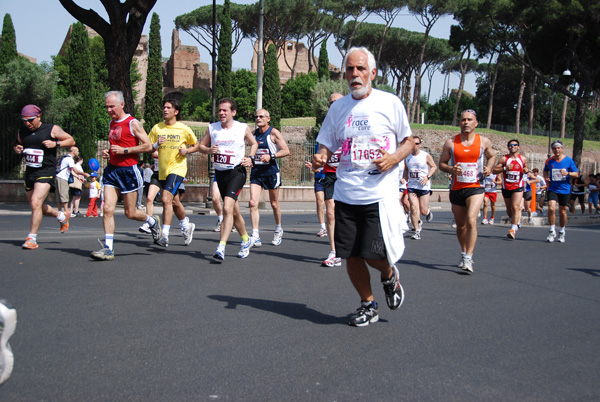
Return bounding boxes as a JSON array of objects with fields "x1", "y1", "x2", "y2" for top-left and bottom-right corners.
[
  {"x1": 19, "y1": 123, "x2": 57, "y2": 172},
  {"x1": 449, "y1": 134, "x2": 485, "y2": 191},
  {"x1": 108, "y1": 115, "x2": 140, "y2": 167},
  {"x1": 484, "y1": 173, "x2": 498, "y2": 193},
  {"x1": 323, "y1": 148, "x2": 342, "y2": 173},
  {"x1": 406, "y1": 151, "x2": 431, "y2": 191},
  {"x1": 501, "y1": 154, "x2": 525, "y2": 190},
  {"x1": 251, "y1": 126, "x2": 279, "y2": 176},
  {"x1": 209, "y1": 120, "x2": 247, "y2": 171},
  {"x1": 544, "y1": 155, "x2": 577, "y2": 194}
]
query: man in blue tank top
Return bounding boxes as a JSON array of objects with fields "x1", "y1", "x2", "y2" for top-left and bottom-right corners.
[{"x1": 248, "y1": 109, "x2": 290, "y2": 247}]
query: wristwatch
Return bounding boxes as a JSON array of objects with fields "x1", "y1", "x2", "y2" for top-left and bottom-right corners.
[{"x1": 124, "y1": 148, "x2": 129, "y2": 154}]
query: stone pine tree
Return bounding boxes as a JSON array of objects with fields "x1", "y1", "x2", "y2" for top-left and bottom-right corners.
[
  {"x1": 143, "y1": 12, "x2": 163, "y2": 133},
  {"x1": 317, "y1": 40, "x2": 329, "y2": 80},
  {"x1": 0, "y1": 14, "x2": 18, "y2": 75},
  {"x1": 216, "y1": 0, "x2": 232, "y2": 101},
  {"x1": 263, "y1": 43, "x2": 281, "y2": 130},
  {"x1": 67, "y1": 22, "x2": 96, "y2": 164}
]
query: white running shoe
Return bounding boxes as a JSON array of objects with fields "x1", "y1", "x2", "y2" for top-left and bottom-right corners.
[
  {"x1": 156, "y1": 235, "x2": 169, "y2": 248},
  {"x1": 489, "y1": 218, "x2": 494, "y2": 225},
  {"x1": 316, "y1": 228, "x2": 327, "y2": 237},
  {"x1": 322, "y1": 251, "x2": 341, "y2": 267},
  {"x1": 558, "y1": 231, "x2": 565, "y2": 243},
  {"x1": 546, "y1": 231, "x2": 556, "y2": 243},
  {"x1": 482, "y1": 218, "x2": 489, "y2": 225},
  {"x1": 0, "y1": 300, "x2": 17, "y2": 385},
  {"x1": 213, "y1": 220, "x2": 222, "y2": 232},
  {"x1": 411, "y1": 231, "x2": 421, "y2": 240},
  {"x1": 138, "y1": 222, "x2": 151, "y2": 234},
  {"x1": 213, "y1": 245, "x2": 225, "y2": 261},
  {"x1": 426, "y1": 209, "x2": 433, "y2": 222},
  {"x1": 272, "y1": 230, "x2": 283, "y2": 246},
  {"x1": 462, "y1": 258, "x2": 474, "y2": 273},
  {"x1": 238, "y1": 240, "x2": 251, "y2": 258},
  {"x1": 250, "y1": 236, "x2": 262, "y2": 248},
  {"x1": 183, "y1": 223, "x2": 195, "y2": 246}
]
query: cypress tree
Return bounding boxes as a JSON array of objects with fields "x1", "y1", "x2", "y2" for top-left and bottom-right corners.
[
  {"x1": 263, "y1": 43, "x2": 281, "y2": 130},
  {"x1": 317, "y1": 40, "x2": 329, "y2": 81},
  {"x1": 143, "y1": 12, "x2": 164, "y2": 133},
  {"x1": 216, "y1": 0, "x2": 232, "y2": 101},
  {"x1": 0, "y1": 14, "x2": 18, "y2": 75},
  {"x1": 67, "y1": 22, "x2": 96, "y2": 164}
]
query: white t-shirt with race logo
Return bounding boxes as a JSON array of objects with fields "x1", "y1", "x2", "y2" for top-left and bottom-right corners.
[{"x1": 317, "y1": 89, "x2": 412, "y2": 205}]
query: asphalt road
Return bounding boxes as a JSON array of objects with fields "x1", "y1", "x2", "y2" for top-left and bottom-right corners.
[{"x1": 1, "y1": 209, "x2": 599, "y2": 401}]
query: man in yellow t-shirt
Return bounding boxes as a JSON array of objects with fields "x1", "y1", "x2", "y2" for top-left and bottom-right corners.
[{"x1": 148, "y1": 98, "x2": 200, "y2": 247}]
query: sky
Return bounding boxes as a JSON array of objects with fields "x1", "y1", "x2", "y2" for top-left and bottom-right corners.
[{"x1": 2, "y1": 0, "x2": 476, "y2": 103}]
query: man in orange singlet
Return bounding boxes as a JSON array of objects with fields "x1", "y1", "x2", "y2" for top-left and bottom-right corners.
[{"x1": 439, "y1": 110, "x2": 496, "y2": 273}]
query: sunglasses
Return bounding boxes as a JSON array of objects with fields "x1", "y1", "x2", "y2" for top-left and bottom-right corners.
[
  {"x1": 21, "y1": 116, "x2": 38, "y2": 122},
  {"x1": 414, "y1": 142, "x2": 421, "y2": 145},
  {"x1": 255, "y1": 115, "x2": 267, "y2": 119},
  {"x1": 508, "y1": 143, "x2": 519, "y2": 147}
]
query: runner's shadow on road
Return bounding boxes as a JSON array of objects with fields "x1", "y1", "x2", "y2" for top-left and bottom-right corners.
[
  {"x1": 402, "y1": 259, "x2": 470, "y2": 276},
  {"x1": 208, "y1": 295, "x2": 348, "y2": 325},
  {"x1": 568, "y1": 268, "x2": 600, "y2": 277}
]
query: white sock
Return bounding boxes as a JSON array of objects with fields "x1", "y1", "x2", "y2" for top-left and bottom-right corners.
[
  {"x1": 105, "y1": 234, "x2": 114, "y2": 250},
  {"x1": 217, "y1": 215, "x2": 223, "y2": 222},
  {"x1": 275, "y1": 224, "x2": 282, "y2": 232},
  {"x1": 252, "y1": 229, "x2": 259, "y2": 238},
  {"x1": 57, "y1": 211, "x2": 65, "y2": 222},
  {"x1": 163, "y1": 225, "x2": 170, "y2": 237},
  {"x1": 320, "y1": 223, "x2": 326, "y2": 230},
  {"x1": 180, "y1": 217, "x2": 189, "y2": 232},
  {"x1": 550, "y1": 225, "x2": 556, "y2": 232}
]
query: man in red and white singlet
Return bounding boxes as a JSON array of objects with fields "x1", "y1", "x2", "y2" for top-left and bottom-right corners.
[
  {"x1": 493, "y1": 139, "x2": 529, "y2": 239},
  {"x1": 439, "y1": 109, "x2": 496, "y2": 273},
  {"x1": 91, "y1": 91, "x2": 154, "y2": 261}
]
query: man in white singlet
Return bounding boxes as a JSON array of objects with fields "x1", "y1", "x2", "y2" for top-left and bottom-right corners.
[{"x1": 198, "y1": 98, "x2": 258, "y2": 261}]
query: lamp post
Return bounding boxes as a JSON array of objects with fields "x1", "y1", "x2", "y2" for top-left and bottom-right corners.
[{"x1": 547, "y1": 49, "x2": 573, "y2": 158}]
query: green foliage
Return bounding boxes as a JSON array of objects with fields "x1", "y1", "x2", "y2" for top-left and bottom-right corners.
[
  {"x1": 216, "y1": 0, "x2": 232, "y2": 101},
  {"x1": 317, "y1": 40, "x2": 329, "y2": 80},
  {"x1": 181, "y1": 89, "x2": 211, "y2": 121},
  {"x1": 281, "y1": 72, "x2": 318, "y2": 118},
  {"x1": 67, "y1": 22, "x2": 96, "y2": 163},
  {"x1": 308, "y1": 78, "x2": 349, "y2": 140},
  {"x1": 0, "y1": 57, "x2": 76, "y2": 121},
  {"x1": 427, "y1": 94, "x2": 478, "y2": 123},
  {"x1": 231, "y1": 69, "x2": 257, "y2": 122},
  {"x1": 263, "y1": 43, "x2": 281, "y2": 130},
  {"x1": 143, "y1": 12, "x2": 164, "y2": 133},
  {"x1": 0, "y1": 14, "x2": 18, "y2": 75}
]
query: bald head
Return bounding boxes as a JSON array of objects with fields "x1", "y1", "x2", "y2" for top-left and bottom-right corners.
[
  {"x1": 329, "y1": 93, "x2": 343, "y2": 106},
  {"x1": 255, "y1": 109, "x2": 271, "y2": 129}
]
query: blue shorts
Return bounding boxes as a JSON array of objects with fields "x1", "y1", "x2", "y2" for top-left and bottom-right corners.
[
  {"x1": 102, "y1": 164, "x2": 144, "y2": 194},
  {"x1": 250, "y1": 172, "x2": 281, "y2": 190},
  {"x1": 159, "y1": 174, "x2": 184, "y2": 196},
  {"x1": 407, "y1": 188, "x2": 431, "y2": 197},
  {"x1": 314, "y1": 177, "x2": 325, "y2": 193},
  {"x1": 589, "y1": 192, "x2": 599, "y2": 205}
]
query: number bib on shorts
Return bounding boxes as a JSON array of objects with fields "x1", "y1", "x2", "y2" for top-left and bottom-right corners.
[
  {"x1": 457, "y1": 163, "x2": 478, "y2": 183},
  {"x1": 23, "y1": 148, "x2": 44, "y2": 168},
  {"x1": 350, "y1": 136, "x2": 383, "y2": 170}
]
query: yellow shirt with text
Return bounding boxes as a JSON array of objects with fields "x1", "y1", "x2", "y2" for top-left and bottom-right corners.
[{"x1": 148, "y1": 122, "x2": 197, "y2": 180}]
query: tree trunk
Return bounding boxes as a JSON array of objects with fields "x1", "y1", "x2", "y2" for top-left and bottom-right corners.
[
  {"x1": 515, "y1": 64, "x2": 525, "y2": 134},
  {"x1": 572, "y1": 89, "x2": 587, "y2": 167},
  {"x1": 487, "y1": 55, "x2": 500, "y2": 129},
  {"x1": 560, "y1": 93, "x2": 569, "y2": 138},
  {"x1": 528, "y1": 75, "x2": 537, "y2": 135}
]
